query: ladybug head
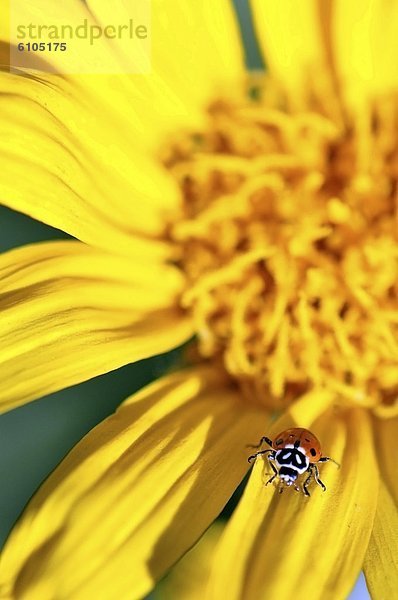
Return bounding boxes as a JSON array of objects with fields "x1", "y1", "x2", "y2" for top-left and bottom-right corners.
[{"x1": 278, "y1": 466, "x2": 298, "y2": 484}]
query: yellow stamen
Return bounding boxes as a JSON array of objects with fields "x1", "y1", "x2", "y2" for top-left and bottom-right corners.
[{"x1": 164, "y1": 80, "x2": 398, "y2": 414}]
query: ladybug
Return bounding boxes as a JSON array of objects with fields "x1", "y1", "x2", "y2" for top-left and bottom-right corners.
[{"x1": 248, "y1": 427, "x2": 338, "y2": 496}]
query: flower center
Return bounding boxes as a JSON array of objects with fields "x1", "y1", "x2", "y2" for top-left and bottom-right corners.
[{"x1": 164, "y1": 81, "x2": 398, "y2": 414}]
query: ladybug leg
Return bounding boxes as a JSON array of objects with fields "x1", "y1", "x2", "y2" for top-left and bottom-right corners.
[
  {"x1": 248, "y1": 449, "x2": 274, "y2": 463},
  {"x1": 312, "y1": 464, "x2": 327, "y2": 492},
  {"x1": 303, "y1": 467, "x2": 313, "y2": 497},
  {"x1": 265, "y1": 457, "x2": 278, "y2": 487},
  {"x1": 247, "y1": 436, "x2": 273, "y2": 450},
  {"x1": 319, "y1": 456, "x2": 340, "y2": 468}
]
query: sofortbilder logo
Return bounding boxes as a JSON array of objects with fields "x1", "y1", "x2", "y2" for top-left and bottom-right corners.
[{"x1": 10, "y1": 1, "x2": 151, "y2": 74}]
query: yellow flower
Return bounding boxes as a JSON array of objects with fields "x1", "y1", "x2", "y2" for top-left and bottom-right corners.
[{"x1": 0, "y1": 1, "x2": 397, "y2": 599}]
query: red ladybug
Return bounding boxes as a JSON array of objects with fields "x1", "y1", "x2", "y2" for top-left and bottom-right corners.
[{"x1": 248, "y1": 427, "x2": 338, "y2": 496}]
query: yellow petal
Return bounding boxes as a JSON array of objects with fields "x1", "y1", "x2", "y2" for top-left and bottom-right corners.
[
  {"x1": 0, "y1": 71, "x2": 181, "y2": 255},
  {"x1": 154, "y1": 522, "x2": 225, "y2": 600},
  {"x1": 362, "y1": 415, "x2": 398, "y2": 598},
  {"x1": 3, "y1": 0, "x2": 244, "y2": 149},
  {"x1": 0, "y1": 240, "x2": 192, "y2": 412},
  {"x1": 84, "y1": 0, "x2": 244, "y2": 138},
  {"x1": 363, "y1": 480, "x2": 398, "y2": 599},
  {"x1": 371, "y1": 416, "x2": 398, "y2": 504},
  {"x1": 0, "y1": 367, "x2": 267, "y2": 600},
  {"x1": 1, "y1": 0, "x2": 244, "y2": 244},
  {"x1": 333, "y1": 0, "x2": 398, "y2": 105},
  {"x1": 250, "y1": 0, "x2": 327, "y2": 106},
  {"x1": 208, "y1": 408, "x2": 378, "y2": 600}
]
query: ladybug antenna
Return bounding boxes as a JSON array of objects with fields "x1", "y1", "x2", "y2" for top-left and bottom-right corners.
[{"x1": 246, "y1": 436, "x2": 273, "y2": 449}]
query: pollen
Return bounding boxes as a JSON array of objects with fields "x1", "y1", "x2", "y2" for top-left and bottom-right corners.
[{"x1": 164, "y1": 82, "x2": 398, "y2": 414}]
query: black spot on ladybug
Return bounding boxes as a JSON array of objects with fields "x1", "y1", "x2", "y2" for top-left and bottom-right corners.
[
  {"x1": 310, "y1": 448, "x2": 317, "y2": 457},
  {"x1": 305, "y1": 438, "x2": 310, "y2": 442},
  {"x1": 276, "y1": 438, "x2": 283, "y2": 445},
  {"x1": 294, "y1": 440, "x2": 300, "y2": 448}
]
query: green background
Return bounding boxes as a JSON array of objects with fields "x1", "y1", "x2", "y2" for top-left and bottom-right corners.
[{"x1": 0, "y1": 2, "x2": 370, "y2": 598}]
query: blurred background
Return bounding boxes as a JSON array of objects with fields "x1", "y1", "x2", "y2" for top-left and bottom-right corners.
[{"x1": 0, "y1": 2, "x2": 370, "y2": 598}]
